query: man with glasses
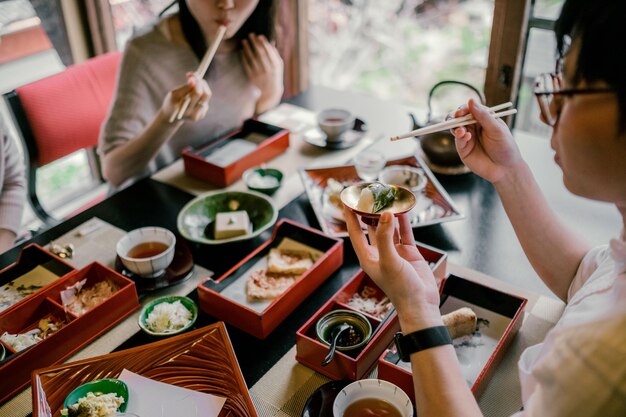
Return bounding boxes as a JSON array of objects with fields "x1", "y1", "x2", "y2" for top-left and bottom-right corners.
[{"x1": 344, "y1": 0, "x2": 626, "y2": 415}]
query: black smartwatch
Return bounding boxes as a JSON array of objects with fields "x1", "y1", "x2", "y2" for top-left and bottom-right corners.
[{"x1": 394, "y1": 326, "x2": 452, "y2": 362}]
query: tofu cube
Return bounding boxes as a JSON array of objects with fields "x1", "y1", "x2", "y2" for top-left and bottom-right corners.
[{"x1": 214, "y1": 211, "x2": 251, "y2": 240}]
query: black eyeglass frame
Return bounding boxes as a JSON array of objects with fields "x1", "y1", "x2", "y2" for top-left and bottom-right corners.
[{"x1": 533, "y1": 72, "x2": 620, "y2": 126}]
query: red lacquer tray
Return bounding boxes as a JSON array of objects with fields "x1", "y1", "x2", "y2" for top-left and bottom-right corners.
[
  {"x1": 299, "y1": 155, "x2": 463, "y2": 237},
  {"x1": 32, "y1": 322, "x2": 256, "y2": 417}
]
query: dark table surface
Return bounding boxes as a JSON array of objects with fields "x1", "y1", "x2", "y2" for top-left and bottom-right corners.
[{"x1": 0, "y1": 86, "x2": 619, "y2": 392}]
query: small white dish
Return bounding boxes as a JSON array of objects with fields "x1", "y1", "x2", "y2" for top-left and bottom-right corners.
[{"x1": 333, "y1": 379, "x2": 413, "y2": 417}]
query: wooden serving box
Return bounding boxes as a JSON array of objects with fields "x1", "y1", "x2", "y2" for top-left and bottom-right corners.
[
  {"x1": 32, "y1": 323, "x2": 257, "y2": 417},
  {"x1": 377, "y1": 274, "x2": 528, "y2": 403},
  {"x1": 0, "y1": 256, "x2": 140, "y2": 404},
  {"x1": 197, "y1": 219, "x2": 343, "y2": 339},
  {"x1": 182, "y1": 118, "x2": 290, "y2": 187},
  {"x1": 295, "y1": 243, "x2": 447, "y2": 381}
]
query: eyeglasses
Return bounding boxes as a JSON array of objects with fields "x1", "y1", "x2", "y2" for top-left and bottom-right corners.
[{"x1": 533, "y1": 72, "x2": 619, "y2": 127}]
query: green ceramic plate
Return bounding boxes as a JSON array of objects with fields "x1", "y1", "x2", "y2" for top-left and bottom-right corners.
[
  {"x1": 138, "y1": 295, "x2": 198, "y2": 337},
  {"x1": 63, "y1": 378, "x2": 129, "y2": 412},
  {"x1": 177, "y1": 190, "x2": 277, "y2": 244}
]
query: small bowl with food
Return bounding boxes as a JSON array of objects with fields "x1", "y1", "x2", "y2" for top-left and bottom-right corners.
[
  {"x1": 177, "y1": 190, "x2": 278, "y2": 245},
  {"x1": 116, "y1": 227, "x2": 176, "y2": 278},
  {"x1": 316, "y1": 309, "x2": 372, "y2": 352},
  {"x1": 62, "y1": 378, "x2": 129, "y2": 416},
  {"x1": 138, "y1": 295, "x2": 198, "y2": 337},
  {"x1": 379, "y1": 165, "x2": 427, "y2": 193},
  {"x1": 242, "y1": 166, "x2": 283, "y2": 195},
  {"x1": 340, "y1": 182, "x2": 416, "y2": 226}
]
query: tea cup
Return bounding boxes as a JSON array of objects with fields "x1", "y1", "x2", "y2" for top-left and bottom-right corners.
[
  {"x1": 318, "y1": 109, "x2": 355, "y2": 142},
  {"x1": 116, "y1": 227, "x2": 176, "y2": 278},
  {"x1": 333, "y1": 379, "x2": 413, "y2": 417}
]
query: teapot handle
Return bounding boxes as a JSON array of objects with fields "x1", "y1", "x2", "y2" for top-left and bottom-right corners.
[{"x1": 426, "y1": 80, "x2": 486, "y2": 122}]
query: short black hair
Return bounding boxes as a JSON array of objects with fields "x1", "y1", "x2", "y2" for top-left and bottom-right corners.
[
  {"x1": 555, "y1": 0, "x2": 626, "y2": 130},
  {"x1": 178, "y1": 0, "x2": 277, "y2": 61}
]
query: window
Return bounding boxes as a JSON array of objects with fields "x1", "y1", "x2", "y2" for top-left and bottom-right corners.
[
  {"x1": 516, "y1": 0, "x2": 564, "y2": 136},
  {"x1": 308, "y1": 0, "x2": 494, "y2": 119},
  {"x1": 108, "y1": 0, "x2": 174, "y2": 50}
]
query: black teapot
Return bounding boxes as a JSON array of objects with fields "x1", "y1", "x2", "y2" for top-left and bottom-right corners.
[{"x1": 410, "y1": 80, "x2": 485, "y2": 167}]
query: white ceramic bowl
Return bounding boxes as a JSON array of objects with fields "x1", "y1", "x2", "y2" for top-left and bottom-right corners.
[
  {"x1": 379, "y1": 165, "x2": 427, "y2": 193},
  {"x1": 318, "y1": 108, "x2": 355, "y2": 142},
  {"x1": 333, "y1": 379, "x2": 413, "y2": 417},
  {"x1": 116, "y1": 227, "x2": 176, "y2": 278}
]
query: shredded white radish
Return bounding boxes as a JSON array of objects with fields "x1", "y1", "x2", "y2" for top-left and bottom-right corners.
[{"x1": 145, "y1": 300, "x2": 192, "y2": 333}]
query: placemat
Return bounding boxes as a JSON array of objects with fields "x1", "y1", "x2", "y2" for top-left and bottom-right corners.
[
  {"x1": 248, "y1": 263, "x2": 565, "y2": 417},
  {"x1": 0, "y1": 217, "x2": 214, "y2": 417},
  {"x1": 151, "y1": 104, "x2": 380, "y2": 209}
]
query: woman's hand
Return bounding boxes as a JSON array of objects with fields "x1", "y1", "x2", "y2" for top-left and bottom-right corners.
[
  {"x1": 452, "y1": 98, "x2": 524, "y2": 184},
  {"x1": 242, "y1": 33, "x2": 284, "y2": 113},
  {"x1": 344, "y1": 208, "x2": 443, "y2": 332},
  {"x1": 161, "y1": 72, "x2": 212, "y2": 122}
]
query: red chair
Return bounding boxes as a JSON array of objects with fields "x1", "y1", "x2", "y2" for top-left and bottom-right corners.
[{"x1": 4, "y1": 51, "x2": 121, "y2": 225}]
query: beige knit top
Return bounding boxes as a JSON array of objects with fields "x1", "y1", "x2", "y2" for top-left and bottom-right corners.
[
  {"x1": 99, "y1": 20, "x2": 259, "y2": 184},
  {"x1": 0, "y1": 118, "x2": 26, "y2": 236}
]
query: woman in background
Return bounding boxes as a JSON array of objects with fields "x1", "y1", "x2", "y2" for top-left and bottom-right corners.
[
  {"x1": 345, "y1": 0, "x2": 626, "y2": 415},
  {"x1": 0, "y1": 119, "x2": 25, "y2": 253},
  {"x1": 99, "y1": 0, "x2": 283, "y2": 188}
]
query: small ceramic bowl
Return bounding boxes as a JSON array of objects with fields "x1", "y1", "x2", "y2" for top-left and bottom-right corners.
[
  {"x1": 316, "y1": 309, "x2": 372, "y2": 352},
  {"x1": 318, "y1": 108, "x2": 355, "y2": 142},
  {"x1": 379, "y1": 165, "x2": 427, "y2": 193},
  {"x1": 116, "y1": 227, "x2": 176, "y2": 278},
  {"x1": 340, "y1": 183, "x2": 416, "y2": 226},
  {"x1": 0, "y1": 343, "x2": 5, "y2": 361},
  {"x1": 242, "y1": 167, "x2": 283, "y2": 195},
  {"x1": 63, "y1": 378, "x2": 129, "y2": 413},
  {"x1": 333, "y1": 379, "x2": 413, "y2": 417},
  {"x1": 138, "y1": 295, "x2": 198, "y2": 337},
  {"x1": 177, "y1": 190, "x2": 278, "y2": 245}
]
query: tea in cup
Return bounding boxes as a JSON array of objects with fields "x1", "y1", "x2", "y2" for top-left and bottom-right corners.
[
  {"x1": 116, "y1": 227, "x2": 176, "y2": 277},
  {"x1": 333, "y1": 379, "x2": 413, "y2": 417},
  {"x1": 318, "y1": 109, "x2": 355, "y2": 142}
]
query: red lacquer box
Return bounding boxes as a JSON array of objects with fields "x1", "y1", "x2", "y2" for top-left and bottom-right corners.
[
  {"x1": 0, "y1": 257, "x2": 140, "y2": 404},
  {"x1": 197, "y1": 219, "x2": 343, "y2": 339},
  {"x1": 182, "y1": 118, "x2": 290, "y2": 187},
  {"x1": 32, "y1": 322, "x2": 257, "y2": 417},
  {"x1": 377, "y1": 274, "x2": 528, "y2": 403},
  {"x1": 295, "y1": 243, "x2": 447, "y2": 381}
]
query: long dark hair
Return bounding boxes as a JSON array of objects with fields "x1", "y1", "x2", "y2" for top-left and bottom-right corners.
[
  {"x1": 555, "y1": 0, "x2": 626, "y2": 130},
  {"x1": 177, "y1": 0, "x2": 278, "y2": 60}
]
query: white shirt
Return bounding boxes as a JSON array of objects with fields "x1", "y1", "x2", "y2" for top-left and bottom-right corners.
[{"x1": 513, "y1": 232, "x2": 626, "y2": 416}]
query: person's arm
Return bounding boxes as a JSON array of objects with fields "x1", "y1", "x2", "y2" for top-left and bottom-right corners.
[
  {"x1": 242, "y1": 34, "x2": 284, "y2": 114},
  {"x1": 101, "y1": 72, "x2": 212, "y2": 187},
  {"x1": 345, "y1": 209, "x2": 483, "y2": 417},
  {"x1": 0, "y1": 133, "x2": 25, "y2": 252},
  {"x1": 453, "y1": 100, "x2": 590, "y2": 300}
]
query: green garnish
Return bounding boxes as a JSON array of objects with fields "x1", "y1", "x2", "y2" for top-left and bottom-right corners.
[{"x1": 368, "y1": 183, "x2": 397, "y2": 213}]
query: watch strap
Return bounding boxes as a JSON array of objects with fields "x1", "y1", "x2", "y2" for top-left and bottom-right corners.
[{"x1": 394, "y1": 326, "x2": 452, "y2": 362}]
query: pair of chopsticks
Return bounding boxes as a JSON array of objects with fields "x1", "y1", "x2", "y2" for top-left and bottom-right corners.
[
  {"x1": 169, "y1": 25, "x2": 227, "y2": 123},
  {"x1": 390, "y1": 102, "x2": 517, "y2": 141}
]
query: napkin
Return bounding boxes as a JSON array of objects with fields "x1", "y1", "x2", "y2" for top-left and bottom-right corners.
[{"x1": 118, "y1": 369, "x2": 225, "y2": 417}]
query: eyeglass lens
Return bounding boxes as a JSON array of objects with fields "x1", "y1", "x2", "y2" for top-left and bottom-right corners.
[{"x1": 535, "y1": 73, "x2": 562, "y2": 127}]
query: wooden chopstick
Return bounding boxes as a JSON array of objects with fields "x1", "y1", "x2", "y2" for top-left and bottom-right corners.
[
  {"x1": 169, "y1": 25, "x2": 227, "y2": 123},
  {"x1": 390, "y1": 102, "x2": 516, "y2": 141}
]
